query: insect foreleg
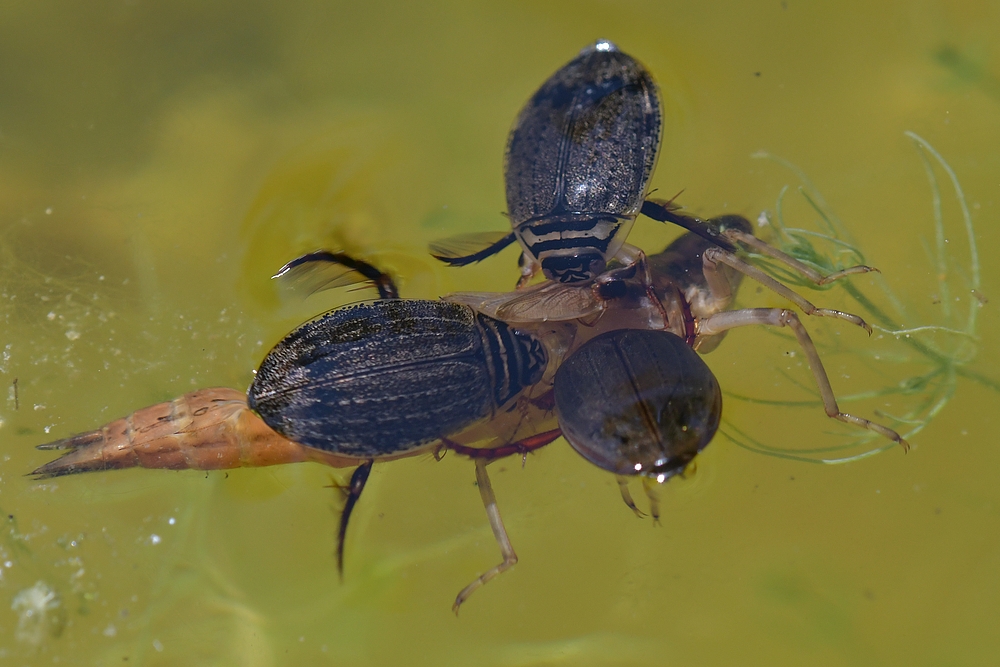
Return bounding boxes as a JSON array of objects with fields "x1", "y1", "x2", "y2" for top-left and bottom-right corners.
[
  {"x1": 616, "y1": 476, "x2": 647, "y2": 518},
  {"x1": 703, "y1": 248, "x2": 872, "y2": 333},
  {"x1": 723, "y1": 228, "x2": 878, "y2": 286}
]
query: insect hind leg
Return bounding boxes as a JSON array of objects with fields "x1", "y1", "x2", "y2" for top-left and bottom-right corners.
[
  {"x1": 428, "y1": 231, "x2": 518, "y2": 268},
  {"x1": 453, "y1": 459, "x2": 518, "y2": 614},
  {"x1": 333, "y1": 459, "x2": 374, "y2": 578},
  {"x1": 697, "y1": 308, "x2": 909, "y2": 450},
  {"x1": 640, "y1": 200, "x2": 738, "y2": 252},
  {"x1": 274, "y1": 251, "x2": 400, "y2": 299}
]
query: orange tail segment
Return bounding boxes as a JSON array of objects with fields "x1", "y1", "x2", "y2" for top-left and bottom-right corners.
[{"x1": 31, "y1": 387, "x2": 359, "y2": 478}]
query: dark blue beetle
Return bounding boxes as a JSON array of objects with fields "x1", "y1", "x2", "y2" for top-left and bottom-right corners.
[
  {"x1": 248, "y1": 299, "x2": 547, "y2": 459},
  {"x1": 431, "y1": 40, "x2": 736, "y2": 286}
]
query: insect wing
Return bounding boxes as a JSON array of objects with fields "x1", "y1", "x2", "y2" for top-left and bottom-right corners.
[{"x1": 446, "y1": 280, "x2": 602, "y2": 323}]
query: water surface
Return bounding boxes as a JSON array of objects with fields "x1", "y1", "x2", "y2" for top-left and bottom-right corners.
[{"x1": 1, "y1": 2, "x2": 998, "y2": 665}]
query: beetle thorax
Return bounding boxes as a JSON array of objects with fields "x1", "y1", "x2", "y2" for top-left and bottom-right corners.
[{"x1": 517, "y1": 213, "x2": 634, "y2": 283}]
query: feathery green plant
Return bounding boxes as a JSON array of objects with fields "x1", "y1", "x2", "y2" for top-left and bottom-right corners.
[{"x1": 722, "y1": 133, "x2": 994, "y2": 464}]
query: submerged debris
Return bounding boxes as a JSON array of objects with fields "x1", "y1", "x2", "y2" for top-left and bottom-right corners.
[{"x1": 11, "y1": 580, "x2": 64, "y2": 644}]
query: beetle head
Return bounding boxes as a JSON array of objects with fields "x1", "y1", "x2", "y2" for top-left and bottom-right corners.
[{"x1": 541, "y1": 252, "x2": 607, "y2": 284}]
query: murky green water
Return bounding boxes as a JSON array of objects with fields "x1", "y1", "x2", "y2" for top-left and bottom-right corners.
[{"x1": 1, "y1": 2, "x2": 998, "y2": 665}]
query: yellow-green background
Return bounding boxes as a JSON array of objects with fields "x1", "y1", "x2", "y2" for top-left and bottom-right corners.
[{"x1": 1, "y1": 1, "x2": 998, "y2": 665}]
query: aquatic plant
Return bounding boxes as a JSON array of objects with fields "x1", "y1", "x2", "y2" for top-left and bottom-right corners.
[{"x1": 723, "y1": 133, "x2": 995, "y2": 464}]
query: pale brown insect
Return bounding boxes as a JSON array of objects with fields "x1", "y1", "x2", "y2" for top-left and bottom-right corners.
[{"x1": 31, "y1": 387, "x2": 360, "y2": 478}]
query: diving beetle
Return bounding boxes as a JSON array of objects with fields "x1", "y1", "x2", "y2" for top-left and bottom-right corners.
[
  {"x1": 32, "y1": 256, "x2": 560, "y2": 607},
  {"x1": 429, "y1": 39, "x2": 737, "y2": 286}
]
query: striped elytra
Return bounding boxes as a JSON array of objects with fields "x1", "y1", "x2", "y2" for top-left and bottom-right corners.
[{"x1": 248, "y1": 299, "x2": 547, "y2": 458}]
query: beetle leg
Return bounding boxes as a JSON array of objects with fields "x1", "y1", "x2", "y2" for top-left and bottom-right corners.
[
  {"x1": 442, "y1": 428, "x2": 563, "y2": 462},
  {"x1": 635, "y1": 252, "x2": 672, "y2": 329},
  {"x1": 640, "y1": 200, "x2": 738, "y2": 252},
  {"x1": 429, "y1": 231, "x2": 518, "y2": 267},
  {"x1": 616, "y1": 476, "x2": 647, "y2": 518},
  {"x1": 273, "y1": 251, "x2": 400, "y2": 299},
  {"x1": 703, "y1": 248, "x2": 872, "y2": 333},
  {"x1": 453, "y1": 459, "x2": 517, "y2": 614},
  {"x1": 723, "y1": 229, "x2": 879, "y2": 285},
  {"x1": 640, "y1": 477, "x2": 661, "y2": 525},
  {"x1": 697, "y1": 308, "x2": 909, "y2": 450},
  {"x1": 336, "y1": 459, "x2": 373, "y2": 578}
]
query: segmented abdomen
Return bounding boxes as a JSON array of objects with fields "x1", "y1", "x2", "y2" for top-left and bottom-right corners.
[{"x1": 31, "y1": 388, "x2": 357, "y2": 477}]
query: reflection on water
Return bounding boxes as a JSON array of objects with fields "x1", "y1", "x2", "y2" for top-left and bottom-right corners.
[{"x1": 1, "y1": 2, "x2": 998, "y2": 665}]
